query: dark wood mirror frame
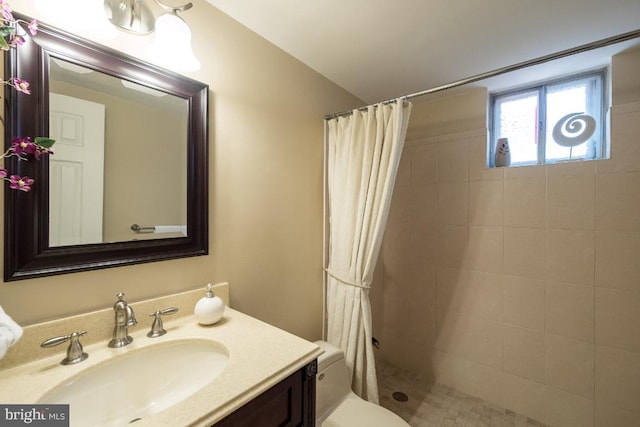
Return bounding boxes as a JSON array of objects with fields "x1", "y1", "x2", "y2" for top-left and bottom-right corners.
[{"x1": 3, "y1": 15, "x2": 209, "y2": 281}]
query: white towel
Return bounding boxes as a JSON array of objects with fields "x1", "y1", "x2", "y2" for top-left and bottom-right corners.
[
  {"x1": 0, "y1": 305, "x2": 23, "y2": 359},
  {"x1": 154, "y1": 225, "x2": 187, "y2": 235}
]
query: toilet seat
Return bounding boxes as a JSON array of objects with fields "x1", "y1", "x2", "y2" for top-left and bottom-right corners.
[{"x1": 322, "y1": 394, "x2": 408, "y2": 427}]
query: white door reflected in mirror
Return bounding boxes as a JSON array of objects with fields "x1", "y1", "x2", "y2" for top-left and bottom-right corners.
[{"x1": 49, "y1": 93, "x2": 105, "y2": 246}]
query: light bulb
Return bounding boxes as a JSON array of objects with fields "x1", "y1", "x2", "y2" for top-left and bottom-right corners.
[{"x1": 146, "y1": 13, "x2": 200, "y2": 72}]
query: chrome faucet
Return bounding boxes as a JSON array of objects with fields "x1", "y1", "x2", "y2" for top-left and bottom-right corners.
[
  {"x1": 108, "y1": 292, "x2": 137, "y2": 348},
  {"x1": 41, "y1": 330, "x2": 89, "y2": 365}
]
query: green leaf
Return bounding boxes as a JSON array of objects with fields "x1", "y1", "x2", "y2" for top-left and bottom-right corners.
[
  {"x1": 0, "y1": 37, "x2": 9, "y2": 50},
  {"x1": 34, "y1": 137, "x2": 56, "y2": 148}
]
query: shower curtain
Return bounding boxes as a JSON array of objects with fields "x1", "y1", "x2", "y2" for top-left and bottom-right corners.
[{"x1": 325, "y1": 99, "x2": 412, "y2": 403}]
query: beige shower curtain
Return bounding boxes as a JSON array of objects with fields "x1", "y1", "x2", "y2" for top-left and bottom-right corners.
[{"x1": 325, "y1": 99, "x2": 412, "y2": 403}]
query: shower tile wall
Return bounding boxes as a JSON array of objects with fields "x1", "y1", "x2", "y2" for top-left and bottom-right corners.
[{"x1": 371, "y1": 101, "x2": 640, "y2": 427}]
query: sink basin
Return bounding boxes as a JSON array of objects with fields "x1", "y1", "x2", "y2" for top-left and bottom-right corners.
[{"x1": 38, "y1": 339, "x2": 229, "y2": 426}]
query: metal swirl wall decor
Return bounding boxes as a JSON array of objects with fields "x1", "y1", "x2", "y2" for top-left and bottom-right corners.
[{"x1": 552, "y1": 112, "x2": 596, "y2": 148}]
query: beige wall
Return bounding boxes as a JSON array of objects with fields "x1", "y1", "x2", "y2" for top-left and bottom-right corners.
[
  {"x1": 372, "y1": 48, "x2": 640, "y2": 426},
  {"x1": 405, "y1": 88, "x2": 488, "y2": 140},
  {"x1": 612, "y1": 45, "x2": 640, "y2": 105},
  {"x1": 0, "y1": 0, "x2": 362, "y2": 341}
]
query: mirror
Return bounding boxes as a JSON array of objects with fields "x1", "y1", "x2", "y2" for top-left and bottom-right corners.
[{"x1": 4, "y1": 15, "x2": 209, "y2": 281}]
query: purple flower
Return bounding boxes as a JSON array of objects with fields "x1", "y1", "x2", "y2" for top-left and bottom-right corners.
[
  {"x1": 0, "y1": 0, "x2": 12, "y2": 21},
  {"x1": 0, "y1": 168, "x2": 7, "y2": 178},
  {"x1": 27, "y1": 19, "x2": 37, "y2": 36},
  {"x1": 9, "y1": 175, "x2": 34, "y2": 192},
  {"x1": 1, "y1": 8, "x2": 13, "y2": 21},
  {"x1": 10, "y1": 137, "x2": 54, "y2": 160},
  {"x1": 12, "y1": 77, "x2": 30, "y2": 94},
  {"x1": 8, "y1": 34, "x2": 24, "y2": 48},
  {"x1": 33, "y1": 145, "x2": 53, "y2": 160},
  {"x1": 11, "y1": 136, "x2": 36, "y2": 155}
]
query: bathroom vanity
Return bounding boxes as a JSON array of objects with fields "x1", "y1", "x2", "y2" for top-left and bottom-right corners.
[
  {"x1": 0, "y1": 285, "x2": 322, "y2": 426},
  {"x1": 212, "y1": 361, "x2": 316, "y2": 427}
]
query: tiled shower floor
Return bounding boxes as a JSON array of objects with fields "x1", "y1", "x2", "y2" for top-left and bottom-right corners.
[{"x1": 377, "y1": 359, "x2": 549, "y2": 427}]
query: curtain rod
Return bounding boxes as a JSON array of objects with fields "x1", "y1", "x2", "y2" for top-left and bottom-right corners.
[{"x1": 325, "y1": 27, "x2": 640, "y2": 121}]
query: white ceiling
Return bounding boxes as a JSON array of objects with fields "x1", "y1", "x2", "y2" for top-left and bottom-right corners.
[{"x1": 205, "y1": 0, "x2": 640, "y2": 104}]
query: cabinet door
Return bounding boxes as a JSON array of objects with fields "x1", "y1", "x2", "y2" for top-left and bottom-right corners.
[{"x1": 213, "y1": 360, "x2": 317, "y2": 427}]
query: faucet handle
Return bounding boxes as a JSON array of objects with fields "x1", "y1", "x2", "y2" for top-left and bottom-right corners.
[
  {"x1": 41, "y1": 330, "x2": 89, "y2": 365},
  {"x1": 147, "y1": 307, "x2": 179, "y2": 338}
]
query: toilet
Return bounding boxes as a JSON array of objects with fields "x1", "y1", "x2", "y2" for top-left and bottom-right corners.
[{"x1": 314, "y1": 340, "x2": 410, "y2": 427}]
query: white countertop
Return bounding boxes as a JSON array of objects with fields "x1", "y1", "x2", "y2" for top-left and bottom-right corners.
[{"x1": 0, "y1": 286, "x2": 322, "y2": 426}]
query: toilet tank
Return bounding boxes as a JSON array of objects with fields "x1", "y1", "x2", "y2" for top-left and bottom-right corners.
[{"x1": 314, "y1": 341, "x2": 353, "y2": 422}]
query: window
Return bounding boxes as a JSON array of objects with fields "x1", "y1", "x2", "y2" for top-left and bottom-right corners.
[{"x1": 490, "y1": 70, "x2": 607, "y2": 167}]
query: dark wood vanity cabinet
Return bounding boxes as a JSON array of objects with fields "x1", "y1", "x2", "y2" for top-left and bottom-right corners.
[{"x1": 212, "y1": 360, "x2": 317, "y2": 427}]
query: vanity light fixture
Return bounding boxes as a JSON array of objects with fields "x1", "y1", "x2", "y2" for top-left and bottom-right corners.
[
  {"x1": 104, "y1": 0, "x2": 201, "y2": 72},
  {"x1": 34, "y1": 0, "x2": 118, "y2": 40}
]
